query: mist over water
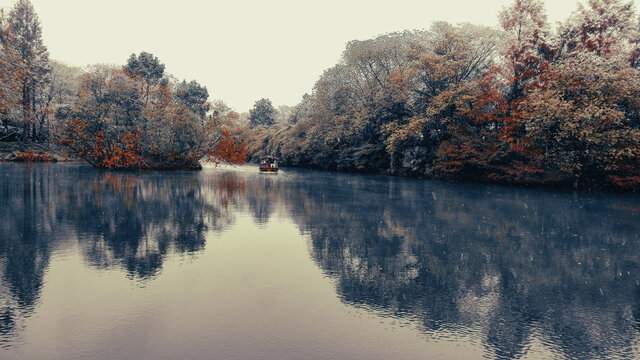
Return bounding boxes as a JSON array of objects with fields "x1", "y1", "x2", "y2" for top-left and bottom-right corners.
[{"x1": 1, "y1": 163, "x2": 639, "y2": 360}]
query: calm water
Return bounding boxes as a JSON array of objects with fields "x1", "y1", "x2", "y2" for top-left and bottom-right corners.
[{"x1": 1, "y1": 163, "x2": 640, "y2": 360}]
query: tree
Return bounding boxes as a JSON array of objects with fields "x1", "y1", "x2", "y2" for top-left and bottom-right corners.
[
  {"x1": 0, "y1": 9, "x2": 23, "y2": 138},
  {"x1": 513, "y1": 0, "x2": 640, "y2": 188},
  {"x1": 499, "y1": 0, "x2": 552, "y2": 102},
  {"x1": 239, "y1": 2, "x2": 640, "y2": 190},
  {"x1": 519, "y1": 53, "x2": 640, "y2": 188},
  {"x1": 33, "y1": 60, "x2": 82, "y2": 137},
  {"x1": 6, "y1": 0, "x2": 51, "y2": 140},
  {"x1": 47, "y1": 61, "x2": 82, "y2": 108},
  {"x1": 249, "y1": 98, "x2": 276, "y2": 127},
  {"x1": 275, "y1": 105, "x2": 294, "y2": 124},
  {"x1": 61, "y1": 56, "x2": 246, "y2": 170},
  {"x1": 383, "y1": 23, "x2": 498, "y2": 175},
  {"x1": 123, "y1": 51, "x2": 165, "y2": 105},
  {"x1": 480, "y1": 0, "x2": 554, "y2": 183},
  {"x1": 209, "y1": 100, "x2": 240, "y2": 127},
  {"x1": 287, "y1": 93, "x2": 311, "y2": 124},
  {"x1": 558, "y1": 0, "x2": 636, "y2": 58},
  {"x1": 175, "y1": 80, "x2": 210, "y2": 117}
]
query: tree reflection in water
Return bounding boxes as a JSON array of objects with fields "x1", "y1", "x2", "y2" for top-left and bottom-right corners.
[
  {"x1": 0, "y1": 164, "x2": 639, "y2": 359},
  {"x1": 0, "y1": 164, "x2": 245, "y2": 346},
  {"x1": 274, "y1": 173, "x2": 640, "y2": 360},
  {"x1": 235, "y1": 169, "x2": 640, "y2": 359}
]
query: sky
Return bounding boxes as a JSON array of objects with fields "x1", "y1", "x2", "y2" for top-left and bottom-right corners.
[{"x1": 1, "y1": 0, "x2": 637, "y2": 112}]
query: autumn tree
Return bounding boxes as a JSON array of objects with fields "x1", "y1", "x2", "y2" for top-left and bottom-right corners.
[
  {"x1": 249, "y1": 98, "x2": 276, "y2": 127},
  {"x1": 6, "y1": 0, "x2": 51, "y2": 140},
  {"x1": 499, "y1": 0, "x2": 552, "y2": 102},
  {"x1": 241, "y1": 1, "x2": 640, "y2": 190},
  {"x1": 467, "y1": 0, "x2": 554, "y2": 183},
  {"x1": 516, "y1": 0, "x2": 640, "y2": 188},
  {"x1": 384, "y1": 23, "x2": 498, "y2": 176},
  {"x1": 61, "y1": 55, "x2": 246, "y2": 170},
  {"x1": 0, "y1": 9, "x2": 23, "y2": 139},
  {"x1": 558, "y1": 0, "x2": 636, "y2": 58}
]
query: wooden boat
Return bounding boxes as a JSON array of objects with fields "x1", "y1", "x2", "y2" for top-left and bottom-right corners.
[{"x1": 259, "y1": 156, "x2": 279, "y2": 172}]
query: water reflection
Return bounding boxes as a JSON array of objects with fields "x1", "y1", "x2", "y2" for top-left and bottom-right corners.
[
  {"x1": 1, "y1": 164, "x2": 639, "y2": 359},
  {"x1": 276, "y1": 174, "x2": 640, "y2": 360},
  {"x1": 234, "y1": 169, "x2": 640, "y2": 359},
  {"x1": 0, "y1": 164, "x2": 245, "y2": 347}
]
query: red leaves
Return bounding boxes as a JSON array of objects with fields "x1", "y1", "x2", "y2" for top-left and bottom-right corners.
[
  {"x1": 609, "y1": 164, "x2": 640, "y2": 190},
  {"x1": 96, "y1": 131, "x2": 145, "y2": 170},
  {"x1": 61, "y1": 119, "x2": 145, "y2": 169},
  {"x1": 59, "y1": 61, "x2": 248, "y2": 170},
  {"x1": 207, "y1": 129, "x2": 247, "y2": 165},
  {"x1": 12, "y1": 149, "x2": 52, "y2": 162},
  {"x1": 60, "y1": 97, "x2": 248, "y2": 170}
]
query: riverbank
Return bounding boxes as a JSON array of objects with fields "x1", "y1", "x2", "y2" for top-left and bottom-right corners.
[
  {"x1": 272, "y1": 162, "x2": 639, "y2": 193},
  {"x1": 0, "y1": 141, "x2": 77, "y2": 162}
]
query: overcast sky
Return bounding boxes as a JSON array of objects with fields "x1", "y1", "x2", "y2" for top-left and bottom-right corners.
[{"x1": 1, "y1": 0, "x2": 636, "y2": 111}]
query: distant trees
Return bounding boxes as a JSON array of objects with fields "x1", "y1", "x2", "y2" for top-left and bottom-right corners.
[
  {"x1": 1, "y1": 0, "x2": 638, "y2": 186},
  {"x1": 249, "y1": 98, "x2": 276, "y2": 127},
  {"x1": 242, "y1": 0, "x2": 640, "y2": 190},
  {"x1": 0, "y1": 1, "x2": 245, "y2": 170},
  {"x1": 275, "y1": 105, "x2": 294, "y2": 124},
  {"x1": 60, "y1": 53, "x2": 246, "y2": 169},
  {"x1": 47, "y1": 61, "x2": 82, "y2": 119}
]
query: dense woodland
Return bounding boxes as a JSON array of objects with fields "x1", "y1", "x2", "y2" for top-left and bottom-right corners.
[
  {"x1": 244, "y1": 0, "x2": 640, "y2": 190},
  {"x1": 1, "y1": 0, "x2": 639, "y2": 189}
]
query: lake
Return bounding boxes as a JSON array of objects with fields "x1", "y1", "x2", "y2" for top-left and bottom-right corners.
[{"x1": 1, "y1": 163, "x2": 639, "y2": 360}]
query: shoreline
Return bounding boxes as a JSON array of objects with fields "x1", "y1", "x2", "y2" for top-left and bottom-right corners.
[
  {"x1": 0, "y1": 141, "x2": 77, "y2": 162},
  {"x1": 275, "y1": 163, "x2": 639, "y2": 194},
  {"x1": 3, "y1": 140, "x2": 636, "y2": 193}
]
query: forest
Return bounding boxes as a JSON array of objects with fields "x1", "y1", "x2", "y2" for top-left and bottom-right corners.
[
  {"x1": 243, "y1": 0, "x2": 640, "y2": 190},
  {"x1": 1, "y1": 0, "x2": 639, "y2": 189},
  {"x1": 0, "y1": 0, "x2": 246, "y2": 169}
]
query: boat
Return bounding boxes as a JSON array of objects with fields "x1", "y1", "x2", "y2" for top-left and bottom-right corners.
[{"x1": 259, "y1": 156, "x2": 279, "y2": 172}]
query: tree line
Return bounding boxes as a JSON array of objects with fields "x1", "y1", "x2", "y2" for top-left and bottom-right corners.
[
  {"x1": 0, "y1": 0, "x2": 246, "y2": 169},
  {"x1": 2, "y1": 0, "x2": 639, "y2": 187},
  {"x1": 243, "y1": 0, "x2": 640, "y2": 190}
]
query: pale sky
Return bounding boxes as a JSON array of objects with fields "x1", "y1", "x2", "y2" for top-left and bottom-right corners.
[{"x1": 1, "y1": 0, "x2": 636, "y2": 111}]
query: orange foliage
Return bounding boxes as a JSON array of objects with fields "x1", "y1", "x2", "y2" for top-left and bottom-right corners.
[
  {"x1": 207, "y1": 129, "x2": 247, "y2": 165},
  {"x1": 12, "y1": 149, "x2": 52, "y2": 162},
  {"x1": 60, "y1": 119, "x2": 146, "y2": 169}
]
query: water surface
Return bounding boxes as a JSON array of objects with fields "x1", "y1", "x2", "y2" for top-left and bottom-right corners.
[{"x1": 1, "y1": 163, "x2": 640, "y2": 360}]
